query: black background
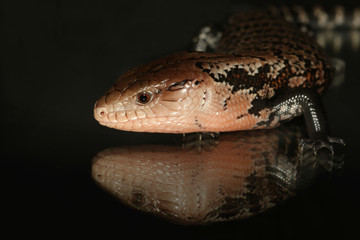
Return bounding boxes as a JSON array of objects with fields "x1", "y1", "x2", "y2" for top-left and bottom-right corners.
[{"x1": 2, "y1": 0, "x2": 360, "y2": 238}]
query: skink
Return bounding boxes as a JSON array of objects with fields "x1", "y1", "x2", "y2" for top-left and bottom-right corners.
[{"x1": 94, "y1": 7, "x2": 348, "y2": 152}]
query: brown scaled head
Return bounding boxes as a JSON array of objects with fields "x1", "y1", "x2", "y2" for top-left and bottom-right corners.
[{"x1": 94, "y1": 52, "x2": 209, "y2": 133}]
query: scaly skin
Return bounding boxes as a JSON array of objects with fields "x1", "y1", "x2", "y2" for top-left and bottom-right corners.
[
  {"x1": 92, "y1": 126, "x2": 304, "y2": 224},
  {"x1": 94, "y1": 9, "x2": 334, "y2": 140}
]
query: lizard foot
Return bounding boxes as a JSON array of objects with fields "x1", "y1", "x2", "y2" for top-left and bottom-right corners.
[
  {"x1": 299, "y1": 136, "x2": 346, "y2": 172},
  {"x1": 181, "y1": 132, "x2": 219, "y2": 152}
]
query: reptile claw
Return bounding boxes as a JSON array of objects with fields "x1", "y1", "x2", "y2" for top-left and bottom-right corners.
[
  {"x1": 299, "y1": 136, "x2": 346, "y2": 172},
  {"x1": 300, "y1": 138, "x2": 334, "y2": 156},
  {"x1": 299, "y1": 136, "x2": 345, "y2": 156},
  {"x1": 181, "y1": 132, "x2": 219, "y2": 152}
]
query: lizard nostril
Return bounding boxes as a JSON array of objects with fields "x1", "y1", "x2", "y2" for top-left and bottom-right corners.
[
  {"x1": 94, "y1": 100, "x2": 108, "y2": 119},
  {"x1": 94, "y1": 105, "x2": 108, "y2": 118},
  {"x1": 99, "y1": 109, "x2": 106, "y2": 117},
  {"x1": 97, "y1": 108, "x2": 107, "y2": 117}
]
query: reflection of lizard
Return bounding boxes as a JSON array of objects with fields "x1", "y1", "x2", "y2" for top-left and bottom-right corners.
[{"x1": 92, "y1": 126, "x2": 319, "y2": 224}]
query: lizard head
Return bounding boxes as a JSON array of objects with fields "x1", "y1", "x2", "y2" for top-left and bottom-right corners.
[{"x1": 94, "y1": 52, "x2": 211, "y2": 133}]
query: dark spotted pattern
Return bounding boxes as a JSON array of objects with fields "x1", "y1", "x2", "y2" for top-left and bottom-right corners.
[
  {"x1": 195, "y1": 11, "x2": 332, "y2": 96},
  {"x1": 191, "y1": 9, "x2": 335, "y2": 135}
]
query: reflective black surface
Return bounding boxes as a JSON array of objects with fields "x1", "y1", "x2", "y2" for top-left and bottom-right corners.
[
  {"x1": 92, "y1": 124, "x2": 344, "y2": 224},
  {"x1": 2, "y1": 0, "x2": 359, "y2": 238}
]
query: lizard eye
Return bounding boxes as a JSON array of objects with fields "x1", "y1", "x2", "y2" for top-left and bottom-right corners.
[{"x1": 136, "y1": 91, "x2": 152, "y2": 104}]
